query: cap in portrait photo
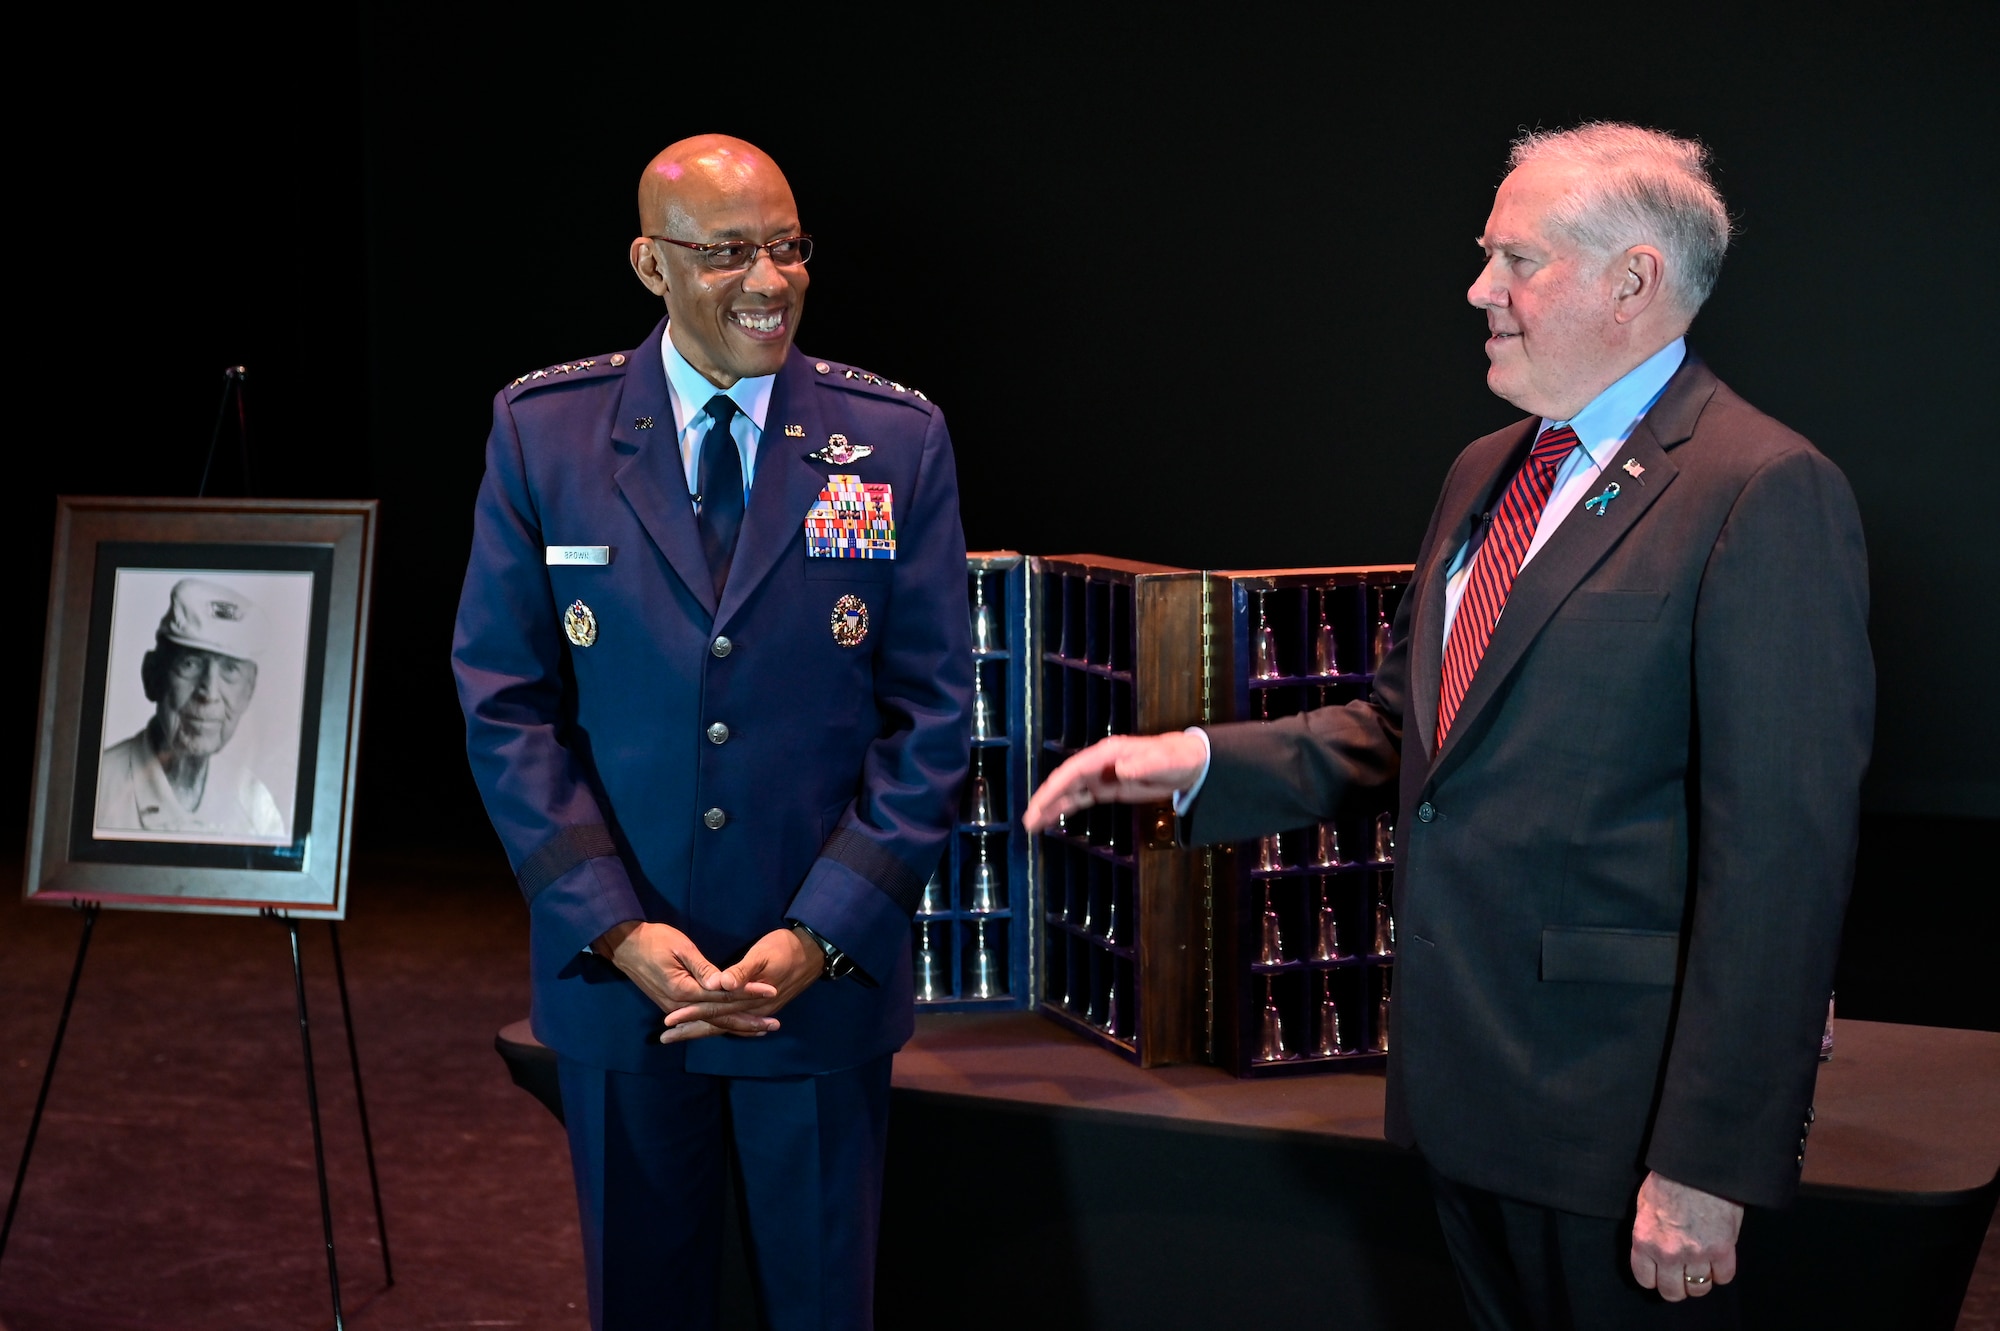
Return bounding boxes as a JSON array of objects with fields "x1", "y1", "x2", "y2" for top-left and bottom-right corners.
[{"x1": 157, "y1": 578, "x2": 261, "y2": 664}]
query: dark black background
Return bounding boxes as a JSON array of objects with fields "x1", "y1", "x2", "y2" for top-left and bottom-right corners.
[{"x1": 19, "y1": 4, "x2": 1996, "y2": 1024}]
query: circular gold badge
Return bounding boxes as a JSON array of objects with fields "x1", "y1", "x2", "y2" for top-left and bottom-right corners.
[
  {"x1": 564, "y1": 599, "x2": 598, "y2": 647},
  {"x1": 830, "y1": 594, "x2": 869, "y2": 647}
]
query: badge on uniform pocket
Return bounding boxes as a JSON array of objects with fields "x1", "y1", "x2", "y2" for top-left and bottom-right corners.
[
  {"x1": 804, "y1": 473, "x2": 896, "y2": 559},
  {"x1": 831, "y1": 595, "x2": 869, "y2": 646}
]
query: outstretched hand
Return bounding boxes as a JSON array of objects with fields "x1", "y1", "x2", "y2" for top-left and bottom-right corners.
[
  {"x1": 1021, "y1": 732, "x2": 1209, "y2": 833},
  {"x1": 1630, "y1": 1171, "x2": 1743, "y2": 1301}
]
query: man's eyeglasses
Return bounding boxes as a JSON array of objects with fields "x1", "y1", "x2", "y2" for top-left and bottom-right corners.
[{"x1": 649, "y1": 234, "x2": 813, "y2": 274}]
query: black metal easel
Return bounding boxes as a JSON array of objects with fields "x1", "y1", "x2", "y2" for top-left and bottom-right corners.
[
  {"x1": 0, "y1": 907, "x2": 395, "y2": 1327},
  {"x1": 267, "y1": 909, "x2": 397, "y2": 1328},
  {"x1": 199, "y1": 364, "x2": 252, "y2": 499},
  {"x1": 3, "y1": 366, "x2": 393, "y2": 1329},
  {"x1": 0, "y1": 901, "x2": 98, "y2": 1263}
]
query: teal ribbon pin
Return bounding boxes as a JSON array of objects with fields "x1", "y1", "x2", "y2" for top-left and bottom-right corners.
[{"x1": 1584, "y1": 482, "x2": 1621, "y2": 516}]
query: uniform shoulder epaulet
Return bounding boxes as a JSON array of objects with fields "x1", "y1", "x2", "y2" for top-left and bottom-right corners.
[
  {"x1": 501, "y1": 352, "x2": 632, "y2": 396},
  {"x1": 808, "y1": 357, "x2": 934, "y2": 409}
]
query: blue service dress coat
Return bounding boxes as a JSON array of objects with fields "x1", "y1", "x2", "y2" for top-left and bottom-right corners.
[
  {"x1": 1185, "y1": 355, "x2": 1873, "y2": 1217},
  {"x1": 453, "y1": 318, "x2": 972, "y2": 1077}
]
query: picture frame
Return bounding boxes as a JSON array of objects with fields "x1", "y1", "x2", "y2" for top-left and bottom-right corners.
[{"x1": 27, "y1": 497, "x2": 379, "y2": 917}]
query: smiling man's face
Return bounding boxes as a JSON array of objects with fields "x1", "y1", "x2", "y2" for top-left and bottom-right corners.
[
  {"x1": 1467, "y1": 159, "x2": 1628, "y2": 420},
  {"x1": 152, "y1": 646, "x2": 257, "y2": 759},
  {"x1": 632, "y1": 137, "x2": 808, "y2": 388}
]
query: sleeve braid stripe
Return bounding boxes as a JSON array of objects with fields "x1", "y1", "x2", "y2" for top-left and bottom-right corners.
[
  {"x1": 821, "y1": 827, "x2": 927, "y2": 913},
  {"x1": 517, "y1": 823, "x2": 619, "y2": 900}
]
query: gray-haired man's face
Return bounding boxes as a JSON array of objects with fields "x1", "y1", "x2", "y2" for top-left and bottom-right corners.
[{"x1": 153, "y1": 647, "x2": 259, "y2": 759}]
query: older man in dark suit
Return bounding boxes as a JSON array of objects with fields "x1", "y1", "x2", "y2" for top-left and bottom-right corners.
[
  {"x1": 454, "y1": 134, "x2": 971, "y2": 1331},
  {"x1": 1025, "y1": 123, "x2": 1872, "y2": 1329}
]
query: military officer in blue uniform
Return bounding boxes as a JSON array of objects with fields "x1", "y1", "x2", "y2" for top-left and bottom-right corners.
[{"x1": 452, "y1": 134, "x2": 971, "y2": 1331}]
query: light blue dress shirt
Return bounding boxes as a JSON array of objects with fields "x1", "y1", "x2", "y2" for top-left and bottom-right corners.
[
  {"x1": 660, "y1": 323, "x2": 774, "y2": 510},
  {"x1": 1174, "y1": 337, "x2": 1687, "y2": 813},
  {"x1": 1440, "y1": 337, "x2": 1685, "y2": 645}
]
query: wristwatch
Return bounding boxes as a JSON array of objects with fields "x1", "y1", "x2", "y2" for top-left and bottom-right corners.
[{"x1": 791, "y1": 920, "x2": 860, "y2": 983}]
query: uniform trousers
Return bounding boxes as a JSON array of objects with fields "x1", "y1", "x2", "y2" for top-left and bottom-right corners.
[
  {"x1": 556, "y1": 1048, "x2": 895, "y2": 1331},
  {"x1": 1429, "y1": 1168, "x2": 1742, "y2": 1331}
]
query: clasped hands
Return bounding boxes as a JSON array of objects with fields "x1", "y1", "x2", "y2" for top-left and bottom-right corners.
[{"x1": 594, "y1": 919, "x2": 821, "y2": 1043}]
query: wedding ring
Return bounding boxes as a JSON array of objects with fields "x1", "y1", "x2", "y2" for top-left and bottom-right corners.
[{"x1": 1684, "y1": 1273, "x2": 1711, "y2": 1286}]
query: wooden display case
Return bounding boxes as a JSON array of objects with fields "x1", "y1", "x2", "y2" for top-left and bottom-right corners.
[
  {"x1": 911, "y1": 552, "x2": 1038, "y2": 1012},
  {"x1": 1205, "y1": 567, "x2": 1414, "y2": 1077},
  {"x1": 1032, "y1": 555, "x2": 1206, "y2": 1067}
]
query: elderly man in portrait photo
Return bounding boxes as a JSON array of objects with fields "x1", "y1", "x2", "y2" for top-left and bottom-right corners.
[
  {"x1": 95, "y1": 576, "x2": 285, "y2": 840},
  {"x1": 1026, "y1": 123, "x2": 1872, "y2": 1329},
  {"x1": 453, "y1": 135, "x2": 970, "y2": 1330}
]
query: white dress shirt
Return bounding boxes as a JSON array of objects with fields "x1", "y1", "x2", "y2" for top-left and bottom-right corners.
[{"x1": 660, "y1": 323, "x2": 776, "y2": 510}]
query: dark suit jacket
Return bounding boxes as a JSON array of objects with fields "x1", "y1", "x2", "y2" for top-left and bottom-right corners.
[
  {"x1": 1186, "y1": 355, "x2": 1873, "y2": 1216},
  {"x1": 452, "y1": 319, "x2": 971, "y2": 1077}
]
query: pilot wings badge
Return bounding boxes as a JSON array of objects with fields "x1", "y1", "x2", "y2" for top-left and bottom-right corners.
[{"x1": 807, "y1": 433, "x2": 872, "y2": 465}]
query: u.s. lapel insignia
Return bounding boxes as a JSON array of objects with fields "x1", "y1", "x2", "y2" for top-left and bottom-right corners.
[
  {"x1": 563, "y1": 600, "x2": 599, "y2": 647},
  {"x1": 784, "y1": 424, "x2": 805, "y2": 438},
  {"x1": 830, "y1": 595, "x2": 869, "y2": 647},
  {"x1": 1622, "y1": 458, "x2": 1646, "y2": 480},
  {"x1": 1583, "y1": 482, "x2": 1622, "y2": 516},
  {"x1": 809, "y1": 432, "x2": 873, "y2": 465}
]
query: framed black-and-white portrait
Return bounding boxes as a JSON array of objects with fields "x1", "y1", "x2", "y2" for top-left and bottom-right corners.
[{"x1": 28, "y1": 498, "x2": 378, "y2": 916}]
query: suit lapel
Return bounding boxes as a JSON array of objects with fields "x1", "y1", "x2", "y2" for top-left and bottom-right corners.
[
  {"x1": 1409, "y1": 421, "x2": 1535, "y2": 763},
  {"x1": 612, "y1": 320, "x2": 718, "y2": 619},
  {"x1": 715, "y1": 351, "x2": 826, "y2": 628},
  {"x1": 1431, "y1": 357, "x2": 1716, "y2": 773}
]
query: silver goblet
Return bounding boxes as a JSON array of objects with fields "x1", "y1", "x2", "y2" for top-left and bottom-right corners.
[
  {"x1": 1370, "y1": 585, "x2": 1393, "y2": 671},
  {"x1": 917, "y1": 862, "x2": 947, "y2": 916},
  {"x1": 1312, "y1": 821, "x2": 1341, "y2": 869},
  {"x1": 969, "y1": 920, "x2": 1001, "y2": 999},
  {"x1": 1313, "y1": 881, "x2": 1343, "y2": 961},
  {"x1": 1371, "y1": 885, "x2": 1395, "y2": 957},
  {"x1": 971, "y1": 666, "x2": 995, "y2": 741},
  {"x1": 916, "y1": 924, "x2": 945, "y2": 1002},
  {"x1": 1315, "y1": 974, "x2": 1344, "y2": 1057},
  {"x1": 971, "y1": 572, "x2": 998, "y2": 656},
  {"x1": 1258, "y1": 883, "x2": 1286, "y2": 967},
  {"x1": 1254, "y1": 975, "x2": 1297, "y2": 1063},
  {"x1": 1373, "y1": 977, "x2": 1392, "y2": 1053},
  {"x1": 1312, "y1": 587, "x2": 1340, "y2": 676},
  {"x1": 1253, "y1": 588, "x2": 1281, "y2": 680},
  {"x1": 968, "y1": 835, "x2": 999, "y2": 914},
  {"x1": 967, "y1": 750, "x2": 995, "y2": 827}
]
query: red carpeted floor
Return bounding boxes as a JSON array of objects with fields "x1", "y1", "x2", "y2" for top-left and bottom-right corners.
[
  {"x1": 2, "y1": 851, "x2": 1996, "y2": 1330},
  {"x1": 0, "y1": 850, "x2": 587, "y2": 1330}
]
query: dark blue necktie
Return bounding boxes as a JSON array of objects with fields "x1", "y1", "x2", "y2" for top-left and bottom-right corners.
[{"x1": 696, "y1": 394, "x2": 744, "y2": 597}]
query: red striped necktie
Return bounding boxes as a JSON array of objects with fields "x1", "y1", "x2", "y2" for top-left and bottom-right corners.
[{"x1": 1436, "y1": 423, "x2": 1580, "y2": 744}]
